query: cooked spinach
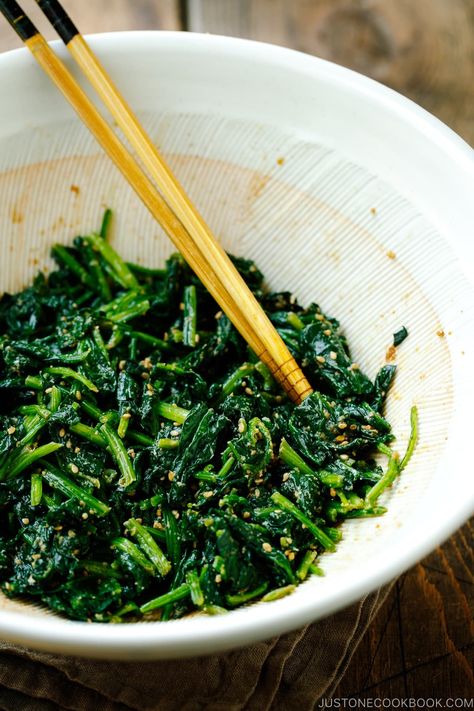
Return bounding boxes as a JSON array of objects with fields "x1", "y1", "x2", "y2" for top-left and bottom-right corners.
[{"x1": 0, "y1": 213, "x2": 416, "y2": 622}]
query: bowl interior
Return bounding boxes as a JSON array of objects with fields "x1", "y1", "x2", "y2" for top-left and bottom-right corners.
[{"x1": 0, "y1": 33, "x2": 473, "y2": 659}]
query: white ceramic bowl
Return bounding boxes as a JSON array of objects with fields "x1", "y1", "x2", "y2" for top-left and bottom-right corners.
[{"x1": 0, "y1": 32, "x2": 473, "y2": 660}]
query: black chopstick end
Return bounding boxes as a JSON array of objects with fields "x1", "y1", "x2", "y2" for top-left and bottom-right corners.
[
  {"x1": 36, "y1": 0, "x2": 78, "y2": 44},
  {"x1": 0, "y1": 0, "x2": 38, "y2": 41}
]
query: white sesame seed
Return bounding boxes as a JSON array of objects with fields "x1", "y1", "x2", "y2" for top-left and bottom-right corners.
[
  {"x1": 168, "y1": 471, "x2": 175, "y2": 481},
  {"x1": 70, "y1": 464, "x2": 79, "y2": 474},
  {"x1": 262, "y1": 542, "x2": 272, "y2": 553},
  {"x1": 329, "y1": 351, "x2": 337, "y2": 360},
  {"x1": 7, "y1": 426, "x2": 16, "y2": 435},
  {"x1": 316, "y1": 355, "x2": 325, "y2": 364},
  {"x1": 21, "y1": 518, "x2": 30, "y2": 525}
]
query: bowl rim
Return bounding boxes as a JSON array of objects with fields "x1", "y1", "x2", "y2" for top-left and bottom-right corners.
[{"x1": 0, "y1": 30, "x2": 473, "y2": 659}]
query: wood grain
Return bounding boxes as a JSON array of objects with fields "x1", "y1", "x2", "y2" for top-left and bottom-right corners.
[
  {"x1": 189, "y1": 0, "x2": 474, "y2": 145},
  {"x1": 0, "y1": 0, "x2": 180, "y2": 52},
  {"x1": 333, "y1": 522, "x2": 474, "y2": 699}
]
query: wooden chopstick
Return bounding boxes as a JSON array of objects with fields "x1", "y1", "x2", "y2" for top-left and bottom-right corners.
[{"x1": 0, "y1": 0, "x2": 313, "y2": 404}]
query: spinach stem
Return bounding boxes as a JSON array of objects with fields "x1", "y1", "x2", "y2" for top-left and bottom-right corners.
[
  {"x1": 140, "y1": 583, "x2": 190, "y2": 614},
  {"x1": 4, "y1": 442, "x2": 63, "y2": 481},
  {"x1": 183, "y1": 285, "x2": 197, "y2": 347},
  {"x1": 220, "y1": 363, "x2": 254, "y2": 398},
  {"x1": 30, "y1": 471, "x2": 43, "y2": 506},
  {"x1": 156, "y1": 402, "x2": 189, "y2": 424},
  {"x1": 124, "y1": 518, "x2": 171, "y2": 577},
  {"x1": 365, "y1": 454, "x2": 400, "y2": 506},
  {"x1": 186, "y1": 570, "x2": 204, "y2": 607},
  {"x1": 287, "y1": 312, "x2": 305, "y2": 331},
  {"x1": 399, "y1": 405, "x2": 418, "y2": 472},
  {"x1": 271, "y1": 491, "x2": 336, "y2": 551},
  {"x1": 70, "y1": 422, "x2": 107, "y2": 448},
  {"x1": 99, "y1": 208, "x2": 113, "y2": 240},
  {"x1": 279, "y1": 438, "x2": 316, "y2": 477},
  {"x1": 51, "y1": 244, "x2": 95, "y2": 288},
  {"x1": 100, "y1": 423, "x2": 136, "y2": 488},
  {"x1": 261, "y1": 584, "x2": 296, "y2": 602},
  {"x1": 44, "y1": 367, "x2": 98, "y2": 393},
  {"x1": 85, "y1": 233, "x2": 138, "y2": 289},
  {"x1": 41, "y1": 461, "x2": 110, "y2": 516},
  {"x1": 112, "y1": 537, "x2": 155, "y2": 575},
  {"x1": 226, "y1": 581, "x2": 268, "y2": 607},
  {"x1": 157, "y1": 438, "x2": 179, "y2": 449},
  {"x1": 296, "y1": 550, "x2": 317, "y2": 581}
]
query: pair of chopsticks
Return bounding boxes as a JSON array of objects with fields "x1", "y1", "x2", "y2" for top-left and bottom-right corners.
[{"x1": 0, "y1": 0, "x2": 313, "y2": 404}]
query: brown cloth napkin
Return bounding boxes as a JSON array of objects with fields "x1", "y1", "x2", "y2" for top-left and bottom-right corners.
[{"x1": 0, "y1": 584, "x2": 391, "y2": 711}]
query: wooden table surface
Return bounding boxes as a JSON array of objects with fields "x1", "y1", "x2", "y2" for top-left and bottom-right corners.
[{"x1": 0, "y1": 0, "x2": 473, "y2": 703}]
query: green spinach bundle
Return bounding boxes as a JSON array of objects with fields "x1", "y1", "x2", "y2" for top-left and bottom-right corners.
[{"x1": 0, "y1": 212, "x2": 416, "y2": 621}]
